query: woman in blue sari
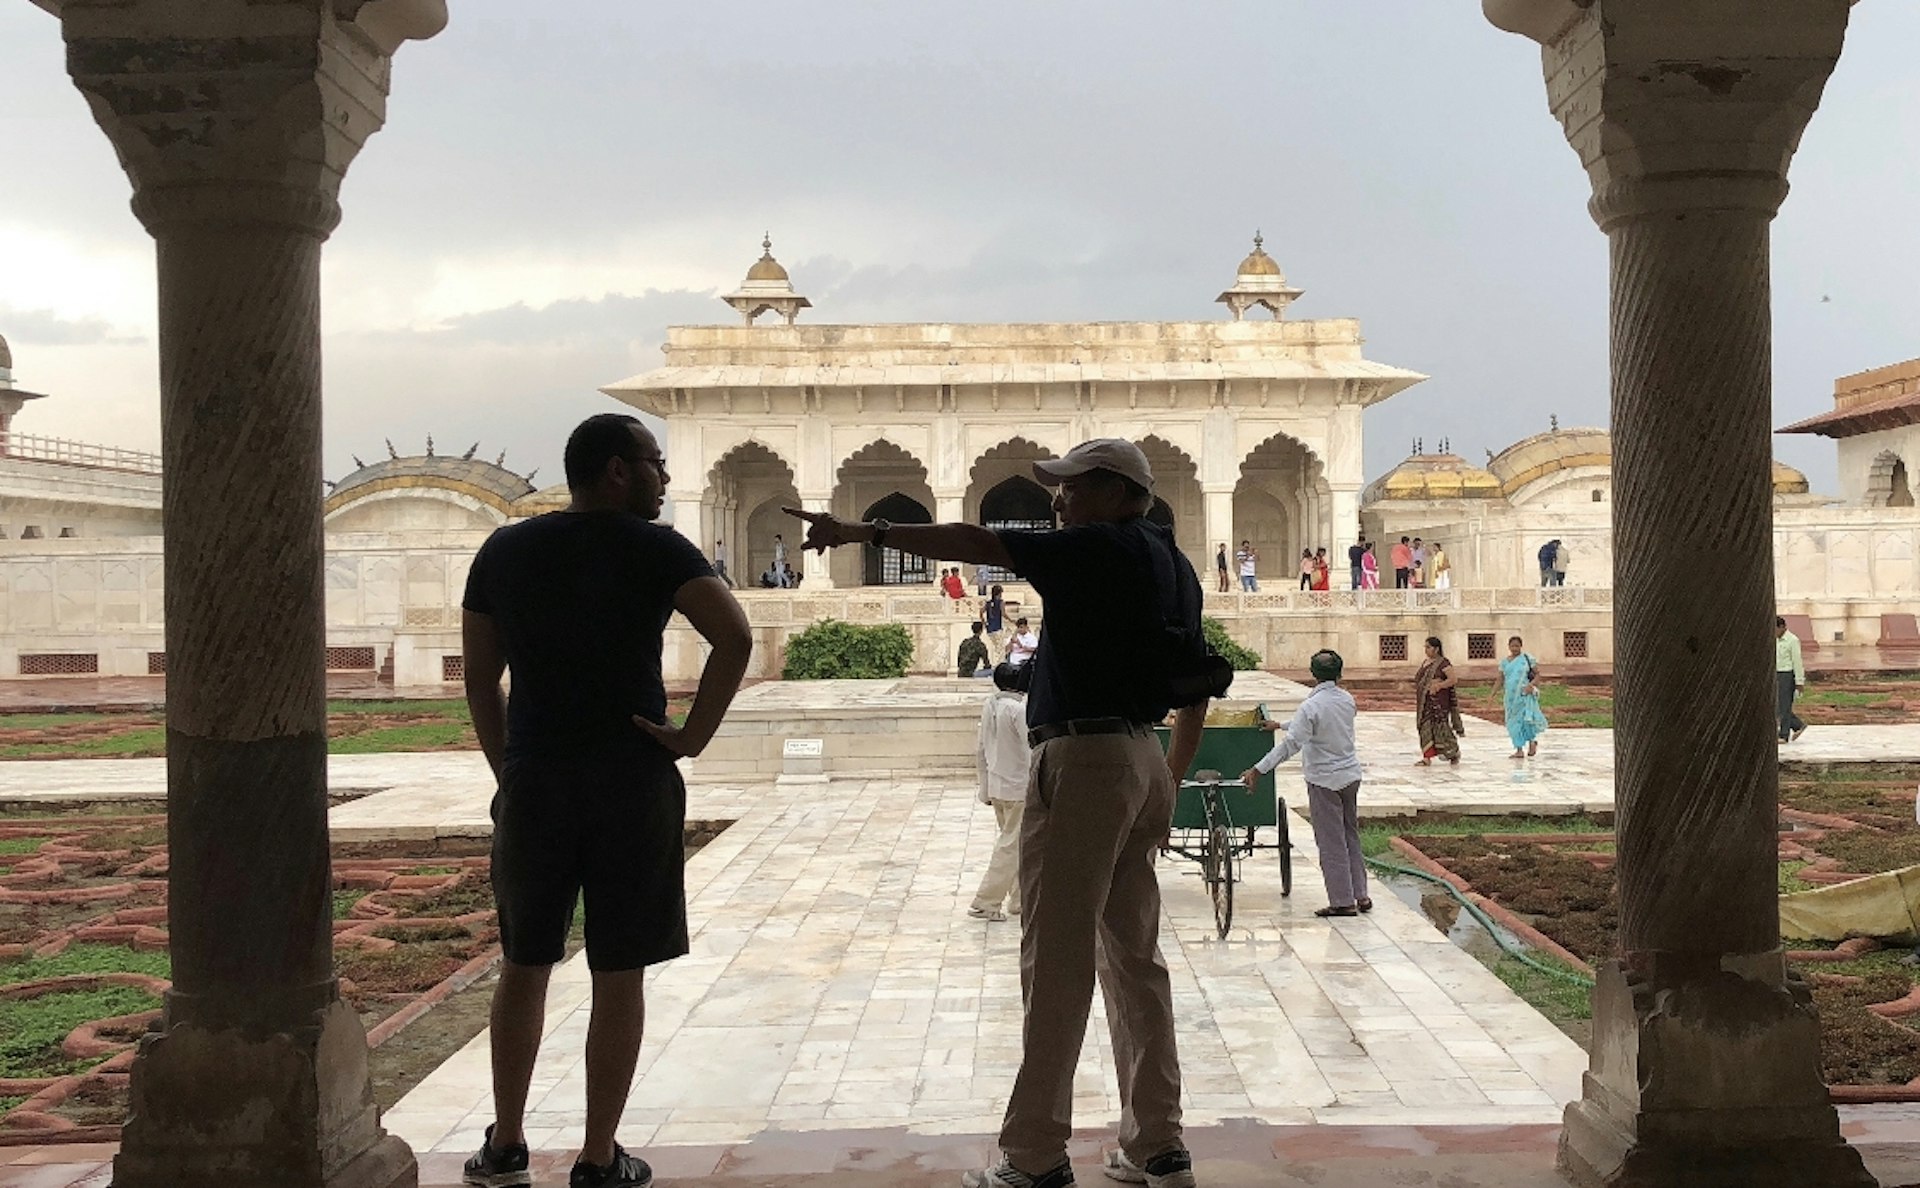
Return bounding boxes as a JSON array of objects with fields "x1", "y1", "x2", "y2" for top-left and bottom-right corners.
[{"x1": 1496, "y1": 634, "x2": 1548, "y2": 758}]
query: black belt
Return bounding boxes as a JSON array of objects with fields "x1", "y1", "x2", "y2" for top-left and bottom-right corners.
[{"x1": 1027, "y1": 718, "x2": 1153, "y2": 747}]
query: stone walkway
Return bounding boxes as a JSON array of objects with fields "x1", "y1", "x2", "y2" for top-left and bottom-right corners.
[{"x1": 380, "y1": 768, "x2": 1588, "y2": 1158}]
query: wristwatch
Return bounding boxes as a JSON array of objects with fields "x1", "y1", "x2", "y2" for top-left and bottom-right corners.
[{"x1": 869, "y1": 518, "x2": 892, "y2": 548}]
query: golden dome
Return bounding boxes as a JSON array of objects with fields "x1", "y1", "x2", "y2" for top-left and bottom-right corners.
[
  {"x1": 745, "y1": 235, "x2": 791, "y2": 284},
  {"x1": 1772, "y1": 460, "x2": 1810, "y2": 496},
  {"x1": 1236, "y1": 232, "x2": 1283, "y2": 278},
  {"x1": 1487, "y1": 427, "x2": 1613, "y2": 498},
  {"x1": 1363, "y1": 454, "x2": 1504, "y2": 503},
  {"x1": 0, "y1": 333, "x2": 11, "y2": 371}
]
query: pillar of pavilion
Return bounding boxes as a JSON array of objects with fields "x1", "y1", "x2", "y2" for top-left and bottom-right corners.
[
  {"x1": 34, "y1": 1, "x2": 444, "y2": 1184},
  {"x1": 1485, "y1": 1, "x2": 1870, "y2": 1185}
]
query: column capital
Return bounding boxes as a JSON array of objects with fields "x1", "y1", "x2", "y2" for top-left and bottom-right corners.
[
  {"x1": 58, "y1": 0, "x2": 444, "y2": 238},
  {"x1": 1495, "y1": 0, "x2": 1850, "y2": 228}
]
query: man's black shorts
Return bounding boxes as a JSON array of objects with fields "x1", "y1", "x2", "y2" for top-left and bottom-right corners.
[{"x1": 489, "y1": 748, "x2": 688, "y2": 972}]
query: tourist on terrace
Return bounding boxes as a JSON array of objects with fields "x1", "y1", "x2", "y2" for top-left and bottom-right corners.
[
  {"x1": 1550, "y1": 540, "x2": 1570, "y2": 587},
  {"x1": 1006, "y1": 617, "x2": 1038, "y2": 667},
  {"x1": 1410, "y1": 537, "x2": 1427, "y2": 587},
  {"x1": 461, "y1": 413, "x2": 752, "y2": 1188},
  {"x1": 1391, "y1": 536, "x2": 1412, "y2": 588},
  {"x1": 1413, "y1": 636, "x2": 1462, "y2": 766},
  {"x1": 1243, "y1": 648, "x2": 1370, "y2": 917},
  {"x1": 1428, "y1": 541, "x2": 1452, "y2": 591},
  {"x1": 1495, "y1": 635, "x2": 1547, "y2": 759},
  {"x1": 1777, "y1": 616, "x2": 1808, "y2": 743},
  {"x1": 1360, "y1": 541, "x2": 1380, "y2": 589},
  {"x1": 781, "y1": 561, "x2": 801, "y2": 589},
  {"x1": 1348, "y1": 537, "x2": 1366, "y2": 590},
  {"x1": 984, "y1": 584, "x2": 1008, "y2": 657},
  {"x1": 759, "y1": 563, "x2": 782, "y2": 588},
  {"x1": 1298, "y1": 548, "x2": 1315, "y2": 590},
  {"x1": 786, "y1": 436, "x2": 1206, "y2": 1188},
  {"x1": 773, "y1": 531, "x2": 788, "y2": 573},
  {"x1": 1311, "y1": 547, "x2": 1331, "y2": 591},
  {"x1": 943, "y1": 566, "x2": 968, "y2": 605},
  {"x1": 971, "y1": 660, "x2": 1033, "y2": 921},
  {"x1": 1236, "y1": 539, "x2": 1259, "y2": 592},
  {"x1": 1538, "y1": 539, "x2": 1559, "y2": 587},
  {"x1": 959, "y1": 621, "x2": 992, "y2": 678},
  {"x1": 712, "y1": 537, "x2": 732, "y2": 587},
  {"x1": 1216, "y1": 541, "x2": 1230, "y2": 593}
]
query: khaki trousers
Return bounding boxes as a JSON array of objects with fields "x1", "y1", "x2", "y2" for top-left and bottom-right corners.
[
  {"x1": 1000, "y1": 731, "x2": 1184, "y2": 1172},
  {"x1": 972, "y1": 800, "x2": 1025, "y2": 914}
]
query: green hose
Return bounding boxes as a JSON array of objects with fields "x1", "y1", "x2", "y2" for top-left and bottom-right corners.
[{"x1": 1364, "y1": 853, "x2": 1597, "y2": 989}]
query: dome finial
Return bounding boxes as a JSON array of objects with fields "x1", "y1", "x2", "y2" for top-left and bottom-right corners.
[
  {"x1": 762, "y1": 232, "x2": 773, "y2": 257},
  {"x1": 1253, "y1": 229, "x2": 1263, "y2": 251},
  {"x1": 727, "y1": 233, "x2": 812, "y2": 325}
]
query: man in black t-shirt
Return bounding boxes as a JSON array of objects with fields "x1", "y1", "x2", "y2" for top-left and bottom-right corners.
[
  {"x1": 789, "y1": 438, "x2": 1206, "y2": 1188},
  {"x1": 1348, "y1": 537, "x2": 1367, "y2": 590},
  {"x1": 460, "y1": 413, "x2": 751, "y2": 1188}
]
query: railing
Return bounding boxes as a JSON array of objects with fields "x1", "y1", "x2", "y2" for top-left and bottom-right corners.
[
  {"x1": 725, "y1": 584, "x2": 1613, "y2": 625},
  {"x1": 1199, "y1": 585, "x2": 1614, "y2": 613},
  {"x1": 0, "y1": 433, "x2": 163, "y2": 475}
]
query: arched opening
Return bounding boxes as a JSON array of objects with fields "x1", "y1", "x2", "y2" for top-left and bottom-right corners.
[
  {"x1": 833, "y1": 440, "x2": 935, "y2": 587},
  {"x1": 980, "y1": 475, "x2": 1054, "y2": 529},
  {"x1": 1866, "y1": 451, "x2": 1914, "y2": 509},
  {"x1": 1233, "y1": 433, "x2": 1329, "y2": 583},
  {"x1": 861, "y1": 493, "x2": 933, "y2": 585},
  {"x1": 705, "y1": 441, "x2": 799, "y2": 585}
]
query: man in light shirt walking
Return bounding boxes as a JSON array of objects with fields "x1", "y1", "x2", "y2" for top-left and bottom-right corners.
[
  {"x1": 1777, "y1": 616, "x2": 1808, "y2": 744},
  {"x1": 1241, "y1": 649, "x2": 1369, "y2": 918},
  {"x1": 970, "y1": 661, "x2": 1033, "y2": 922}
]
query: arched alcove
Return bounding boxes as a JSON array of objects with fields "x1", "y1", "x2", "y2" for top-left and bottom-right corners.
[{"x1": 861, "y1": 492, "x2": 933, "y2": 585}]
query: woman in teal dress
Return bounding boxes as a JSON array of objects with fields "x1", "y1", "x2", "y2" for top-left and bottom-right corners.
[{"x1": 1496, "y1": 635, "x2": 1548, "y2": 758}]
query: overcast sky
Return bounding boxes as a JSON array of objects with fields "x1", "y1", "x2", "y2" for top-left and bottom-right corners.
[{"x1": 3, "y1": 2, "x2": 1916, "y2": 494}]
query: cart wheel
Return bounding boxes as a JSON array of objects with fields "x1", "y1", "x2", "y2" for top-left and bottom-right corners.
[
  {"x1": 1207, "y1": 822, "x2": 1234, "y2": 938},
  {"x1": 1277, "y1": 797, "x2": 1293, "y2": 898}
]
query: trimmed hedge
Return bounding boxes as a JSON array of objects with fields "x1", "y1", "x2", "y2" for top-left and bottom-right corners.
[
  {"x1": 783, "y1": 619, "x2": 915, "y2": 680},
  {"x1": 1203, "y1": 617, "x2": 1262, "y2": 672}
]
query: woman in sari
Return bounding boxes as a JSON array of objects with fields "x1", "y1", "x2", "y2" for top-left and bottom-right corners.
[
  {"x1": 1495, "y1": 634, "x2": 1548, "y2": 758},
  {"x1": 1359, "y1": 542, "x2": 1380, "y2": 589},
  {"x1": 1413, "y1": 636, "x2": 1461, "y2": 765},
  {"x1": 1311, "y1": 548, "x2": 1331, "y2": 591}
]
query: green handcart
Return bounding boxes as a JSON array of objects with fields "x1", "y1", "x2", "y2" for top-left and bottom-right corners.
[{"x1": 1155, "y1": 706, "x2": 1294, "y2": 939}]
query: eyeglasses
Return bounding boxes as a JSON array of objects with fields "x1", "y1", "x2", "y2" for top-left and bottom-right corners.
[{"x1": 629, "y1": 453, "x2": 668, "y2": 473}]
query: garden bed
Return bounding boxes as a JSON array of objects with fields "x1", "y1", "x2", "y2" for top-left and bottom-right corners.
[
  {"x1": 1350, "y1": 675, "x2": 1920, "y2": 730},
  {"x1": 0, "y1": 810, "x2": 732, "y2": 1141},
  {"x1": 1373, "y1": 764, "x2": 1920, "y2": 1093}
]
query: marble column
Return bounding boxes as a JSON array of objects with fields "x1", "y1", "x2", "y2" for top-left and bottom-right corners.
[
  {"x1": 935, "y1": 492, "x2": 966, "y2": 591},
  {"x1": 1202, "y1": 487, "x2": 1234, "y2": 565},
  {"x1": 50, "y1": 3, "x2": 444, "y2": 1186},
  {"x1": 1486, "y1": 2, "x2": 1869, "y2": 1185}
]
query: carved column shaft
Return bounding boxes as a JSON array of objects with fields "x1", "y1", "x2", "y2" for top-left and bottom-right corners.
[
  {"x1": 1604, "y1": 191, "x2": 1782, "y2": 956},
  {"x1": 150, "y1": 187, "x2": 339, "y2": 1028}
]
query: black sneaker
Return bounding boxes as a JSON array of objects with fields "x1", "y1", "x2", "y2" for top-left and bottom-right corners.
[
  {"x1": 570, "y1": 1145, "x2": 654, "y2": 1188},
  {"x1": 463, "y1": 1124, "x2": 531, "y2": 1188},
  {"x1": 1102, "y1": 1146, "x2": 1195, "y2": 1188}
]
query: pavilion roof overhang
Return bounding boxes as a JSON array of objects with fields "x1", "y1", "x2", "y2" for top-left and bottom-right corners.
[
  {"x1": 1778, "y1": 391, "x2": 1920, "y2": 439},
  {"x1": 604, "y1": 360, "x2": 1427, "y2": 416}
]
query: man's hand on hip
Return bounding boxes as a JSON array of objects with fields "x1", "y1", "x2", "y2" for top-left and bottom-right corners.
[{"x1": 633, "y1": 714, "x2": 705, "y2": 758}]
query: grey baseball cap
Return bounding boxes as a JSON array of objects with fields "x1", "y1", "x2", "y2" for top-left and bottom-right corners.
[{"x1": 1031, "y1": 438, "x2": 1155, "y2": 490}]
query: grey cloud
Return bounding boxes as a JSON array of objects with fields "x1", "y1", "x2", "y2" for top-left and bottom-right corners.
[{"x1": 0, "y1": 304, "x2": 145, "y2": 348}]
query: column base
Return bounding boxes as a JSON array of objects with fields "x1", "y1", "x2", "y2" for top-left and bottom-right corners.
[
  {"x1": 1556, "y1": 957, "x2": 1873, "y2": 1188},
  {"x1": 113, "y1": 998, "x2": 416, "y2": 1188}
]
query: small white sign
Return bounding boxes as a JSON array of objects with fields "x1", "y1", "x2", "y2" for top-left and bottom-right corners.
[{"x1": 783, "y1": 738, "x2": 824, "y2": 758}]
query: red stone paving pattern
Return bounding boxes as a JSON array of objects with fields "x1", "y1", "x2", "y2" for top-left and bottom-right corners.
[{"x1": 0, "y1": 817, "x2": 499, "y2": 1144}]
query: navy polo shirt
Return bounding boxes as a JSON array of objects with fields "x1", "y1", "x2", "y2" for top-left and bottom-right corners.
[{"x1": 995, "y1": 518, "x2": 1201, "y2": 730}]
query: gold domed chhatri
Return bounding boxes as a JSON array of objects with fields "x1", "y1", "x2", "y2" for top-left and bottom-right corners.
[
  {"x1": 1217, "y1": 230, "x2": 1304, "y2": 321},
  {"x1": 725, "y1": 234, "x2": 812, "y2": 325},
  {"x1": 744, "y1": 234, "x2": 791, "y2": 284}
]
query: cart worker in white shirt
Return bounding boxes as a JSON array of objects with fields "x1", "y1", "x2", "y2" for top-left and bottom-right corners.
[
  {"x1": 1241, "y1": 649, "x2": 1370, "y2": 919},
  {"x1": 969, "y1": 661, "x2": 1033, "y2": 923}
]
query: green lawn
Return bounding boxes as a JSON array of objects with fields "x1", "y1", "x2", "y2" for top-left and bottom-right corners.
[
  {"x1": 0, "y1": 944, "x2": 170, "y2": 982},
  {"x1": 0, "y1": 730, "x2": 167, "y2": 759},
  {"x1": 1360, "y1": 813, "x2": 1611, "y2": 858},
  {"x1": 333, "y1": 890, "x2": 368, "y2": 920},
  {"x1": 330, "y1": 723, "x2": 471, "y2": 754},
  {"x1": 0, "y1": 837, "x2": 49, "y2": 856},
  {"x1": 0, "y1": 984, "x2": 163, "y2": 1078},
  {"x1": 1491, "y1": 954, "x2": 1593, "y2": 1023}
]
